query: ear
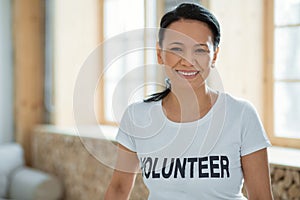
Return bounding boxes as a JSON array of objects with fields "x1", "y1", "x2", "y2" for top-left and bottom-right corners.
[
  {"x1": 156, "y1": 42, "x2": 164, "y2": 64},
  {"x1": 212, "y1": 46, "x2": 219, "y2": 64}
]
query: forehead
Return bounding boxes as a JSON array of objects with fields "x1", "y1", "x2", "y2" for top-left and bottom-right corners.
[{"x1": 163, "y1": 19, "x2": 213, "y2": 46}]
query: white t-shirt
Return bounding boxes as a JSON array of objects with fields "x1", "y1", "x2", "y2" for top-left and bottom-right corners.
[{"x1": 116, "y1": 92, "x2": 271, "y2": 200}]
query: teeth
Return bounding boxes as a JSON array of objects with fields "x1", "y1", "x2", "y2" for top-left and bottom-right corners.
[{"x1": 177, "y1": 71, "x2": 199, "y2": 76}]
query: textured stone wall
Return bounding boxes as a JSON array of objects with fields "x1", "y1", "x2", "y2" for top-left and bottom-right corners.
[
  {"x1": 32, "y1": 127, "x2": 300, "y2": 200},
  {"x1": 32, "y1": 128, "x2": 148, "y2": 200},
  {"x1": 270, "y1": 165, "x2": 300, "y2": 200}
]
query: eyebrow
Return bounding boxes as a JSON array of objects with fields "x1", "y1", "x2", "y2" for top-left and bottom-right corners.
[
  {"x1": 168, "y1": 42, "x2": 208, "y2": 47},
  {"x1": 169, "y1": 42, "x2": 184, "y2": 45},
  {"x1": 195, "y1": 43, "x2": 209, "y2": 47}
]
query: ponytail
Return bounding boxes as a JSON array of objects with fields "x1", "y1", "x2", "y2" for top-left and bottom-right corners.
[
  {"x1": 143, "y1": 88, "x2": 171, "y2": 102},
  {"x1": 144, "y1": 78, "x2": 171, "y2": 102}
]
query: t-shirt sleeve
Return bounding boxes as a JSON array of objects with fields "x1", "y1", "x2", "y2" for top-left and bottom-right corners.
[
  {"x1": 240, "y1": 102, "x2": 271, "y2": 156},
  {"x1": 115, "y1": 105, "x2": 137, "y2": 152}
]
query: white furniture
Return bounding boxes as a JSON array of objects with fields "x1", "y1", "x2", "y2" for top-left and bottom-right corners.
[{"x1": 0, "y1": 143, "x2": 63, "y2": 200}]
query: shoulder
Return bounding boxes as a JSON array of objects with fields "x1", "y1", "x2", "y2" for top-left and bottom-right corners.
[
  {"x1": 122, "y1": 100, "x2": 161, "y2": 123},
  {"x1": 221, "y1": 92, "x2": 261, "y2": 124},
  {"x1": 126, "y1": 100, "x2": 159, "y2": 113},
  {"x1": 222, "y1": 92, "x2": 257, "y2": 113}
]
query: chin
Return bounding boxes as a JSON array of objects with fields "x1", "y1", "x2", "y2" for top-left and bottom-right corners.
[{"x1": 172, "y1": 80, "x2": 206, "y2": 90}]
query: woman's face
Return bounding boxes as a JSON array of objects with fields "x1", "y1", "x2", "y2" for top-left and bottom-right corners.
[{"x1": 157, "y1": 19, "x2": 219, "y2": 90}]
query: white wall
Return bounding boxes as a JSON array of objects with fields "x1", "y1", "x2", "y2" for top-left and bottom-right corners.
[
  {"x1": 210, "y1": 0, "x2": 265, "y2": 117},
  {"x1": 0, "y1": 0, "x2": 14, "y2": 143}
]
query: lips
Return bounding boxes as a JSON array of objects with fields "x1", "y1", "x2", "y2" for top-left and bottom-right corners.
[{"x1": 176, "y1": 70, "x2": 200, "y2": 78}]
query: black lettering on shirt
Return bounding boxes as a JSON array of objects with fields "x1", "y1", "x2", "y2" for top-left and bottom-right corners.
[
  {"x1": 198, "y1": 157, "x2": 209, "y2": 178},
  {"x1": 143, "y1": 157, "x2": 152, "y2": 178},
  {"x1": 152, "y1": 157, "x2": 160, "y2": 178},
  {"x1": 220, "y1": 156, "x2": 230, "y2": 178},
  {"x1": 187, "y1": 157, "x2": 197, "y2": 178},
  {"x1": 210, "y1": 156, "x2": 220, "y2": 178},
  {"x1": 162, "y1": 158, "x2": 175, "y2": 178},
  {"x1": 174, "y1": 158, "x2": 187, "y2": 178},
  {"x1": 140, "y1": 155, "x2": 230, "y2": 179}
]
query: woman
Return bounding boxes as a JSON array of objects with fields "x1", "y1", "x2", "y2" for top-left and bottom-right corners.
[{"x1": 105, "y1": 3, "x2": 273, "y2": 200}]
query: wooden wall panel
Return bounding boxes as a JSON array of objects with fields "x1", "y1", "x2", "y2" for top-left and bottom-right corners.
[{"x1": 13, "y1": 0, "x2": 45, "y2": 165}]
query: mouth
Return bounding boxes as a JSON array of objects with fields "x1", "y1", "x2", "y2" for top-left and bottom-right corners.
[{"x1": 175, "y1": 70, "x2": 200, "y2": 79}]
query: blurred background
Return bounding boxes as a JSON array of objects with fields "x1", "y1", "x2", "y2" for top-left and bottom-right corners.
[{"x1": 0, "y1": 0, "x2": 300, "y2": 199}]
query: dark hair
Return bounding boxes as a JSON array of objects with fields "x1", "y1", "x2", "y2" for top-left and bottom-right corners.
[{"x1": 144, "y1": 3, "x2": 221, "y2": 103}]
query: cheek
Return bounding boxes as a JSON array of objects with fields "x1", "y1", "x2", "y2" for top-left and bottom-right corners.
[
  {"x1": 163, "y1": 64, "x2": 174, "y2": 75},
  {"x1": 194, "y1": 55, "x2": 213, "y2": 68},
  {"x1": 163, "y1": 51, "x2": 181, "y2": 67}
]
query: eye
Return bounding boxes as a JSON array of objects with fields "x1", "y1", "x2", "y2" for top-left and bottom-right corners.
[
  {"x1": 169, "y1": 47, "x2": 183, "y2": 52},
  {"x1": 194, "y1": 48, "x2": 208, "y2": 54}
]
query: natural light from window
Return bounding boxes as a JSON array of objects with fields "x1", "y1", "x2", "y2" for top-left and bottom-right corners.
[
  {"x1": 273, "y1": 0, "x2": 300, "y2": 138},
  {"x1": 103, "y1": 0, "x2": 157, "y2": 122}
]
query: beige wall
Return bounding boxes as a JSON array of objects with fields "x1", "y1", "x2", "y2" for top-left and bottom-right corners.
[
  {"x1": 209, "y1": 0, "x2": 265, "y2": 118},
  {"x1": 53, "y1": 0, "x2": 100, "y2": 126}
]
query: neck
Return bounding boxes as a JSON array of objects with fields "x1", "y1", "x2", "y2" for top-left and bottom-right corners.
[
  {"x1": 162, "y1": 84, "x2": 217, "y2": 122},
  {"x1": 171, "y1": 84, "x2": 212, "y2": 106}
]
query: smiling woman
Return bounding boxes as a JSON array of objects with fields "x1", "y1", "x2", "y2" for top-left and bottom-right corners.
[
  {"x1": 105, "y1": 3, "x2": 274, "y2": 200},
  {"x1": 157, "y1": 20, "x2": 217, "y2": 91}
]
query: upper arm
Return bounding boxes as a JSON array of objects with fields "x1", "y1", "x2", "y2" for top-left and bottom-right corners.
[
  {"x1": 105, "y1": 144, "x2": 140, "y2": 200},
  {"x1": 241, "y1": 148, "x2": 273, "y2": 200}
]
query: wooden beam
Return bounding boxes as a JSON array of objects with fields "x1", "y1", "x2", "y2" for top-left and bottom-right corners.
[
  {"x1": 13, "y1": 0, "x2": 45, "y2": 165},
  {"x1": 98, "y1": 0, "x2": 105, "y2": 124},
  {"x1": 264, "y1": 0, "x2": 274, "y2": 139},
  {"x1": 270, "y1": 137, "x2": 300, "y2": 149}
]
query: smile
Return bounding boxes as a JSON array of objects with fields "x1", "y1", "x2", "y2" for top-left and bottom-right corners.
[{"x1": 176, "y1": 70, "x2": 199, "y2": 76}]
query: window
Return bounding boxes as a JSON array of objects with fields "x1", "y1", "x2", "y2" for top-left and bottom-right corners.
[
  {"x1": 101, "y1": 0, "x2": 153, "y2": 124},
  {"x1": 0, "y1": 0, "x2": 14, "y2": 143},
  {"x1": 265, "y1": 0, "x2": 300, "y2": 148},
  {"x1": 45, "y1": 0, "x2": 54, "y2": 124}
]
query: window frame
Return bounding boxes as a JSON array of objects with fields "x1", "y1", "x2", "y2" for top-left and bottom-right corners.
[{"x1": 264, "y1": 0, "x2": 300, "y2": 148}]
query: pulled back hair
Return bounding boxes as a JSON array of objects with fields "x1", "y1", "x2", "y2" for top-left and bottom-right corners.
[
  {"x1": 159, "y1": 3, "x2": 220, "y2": 50},
  {"x1": 144, "y1": 3, "x2": 221, "y2": 103}
]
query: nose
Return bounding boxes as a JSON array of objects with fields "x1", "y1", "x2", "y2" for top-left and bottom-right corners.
[{"x1": 180, "y1": 52, "x2": 194, "y2": 67}]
